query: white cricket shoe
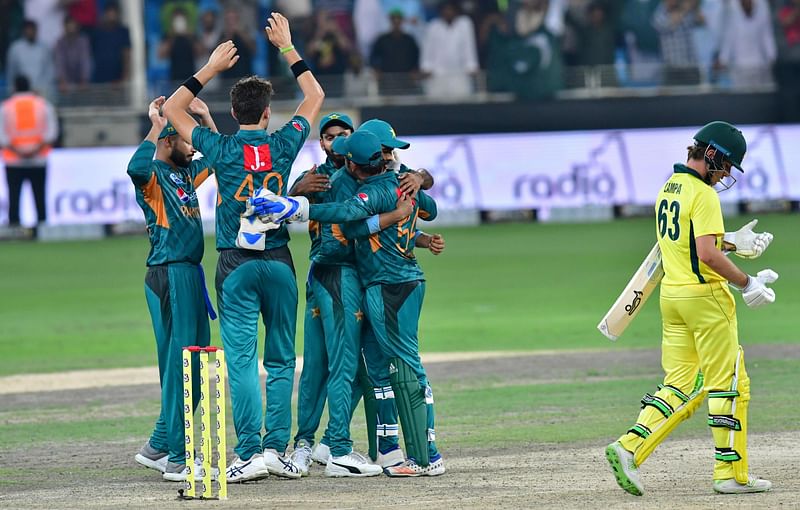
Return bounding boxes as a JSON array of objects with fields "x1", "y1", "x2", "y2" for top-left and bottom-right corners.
[
  {"x1": 134, "y1": 441, "x2": 168, "y2": 473},
  {"x1": 325, "y1": 451, "x2": 383, "y2": 477},
  {"x1": 311, "y1": 442, "x2": 331, "y2": 465},
  {"x1": 383, "y1": 455, "x2": 445, "y2": 477},
  {"x1": 289, "y1": 440, "x2": 313, "y2": 477},
  {"x1": 376, "y1": 445, "x2": 405, "y2": 468},
  {"x1": 226, "y1": 454, "x2": 269, "y2": 483},
  {"x1": 163, "y1": 458, "x2": 219, "y2": 482},
  {"x1": 263, "y1": 448, "x2": 302, "y2": 479},
  {"x1": 605, "y1": 441, "x2": 643, "y2": 496},
  {"x1": 714, "y1": 477, "x2": 772, "y2": 494}
]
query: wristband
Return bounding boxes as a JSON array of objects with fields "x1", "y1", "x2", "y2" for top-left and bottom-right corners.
[
  {"x1": 291, "y1": 60, "x2": 310, "y2": 79},
  {"x1": 279, "y1": 45, "x2": 295, "y2": 54},
  {"x1": 181, "y1": 76, "x2": 203, "y2": 96}
]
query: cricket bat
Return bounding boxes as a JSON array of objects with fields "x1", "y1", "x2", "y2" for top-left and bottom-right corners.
[{"x1": 597, "y1": 242, "x2": 664, "y2": 341}]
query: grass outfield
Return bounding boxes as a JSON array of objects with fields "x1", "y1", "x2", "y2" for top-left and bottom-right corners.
[{"x1": 0, "y1": 213, "x2": 797, "y2": 376}]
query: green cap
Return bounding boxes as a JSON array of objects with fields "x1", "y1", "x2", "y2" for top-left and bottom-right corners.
[
  {"x1": 332, "y1": 131, "x2": 383, "y2": 166},
  {"x1": 693, "y1": 121, "x2": 746, "y2": 171},
  {"x1": 359, "y1": 119, "x2": 410, "y2": 149},
  {"x1": 319, "y1": 112, "x2": 354, "y2": 133},
  {"x1": 158, "y1": 122, "x2": 177, "y2": 139}
]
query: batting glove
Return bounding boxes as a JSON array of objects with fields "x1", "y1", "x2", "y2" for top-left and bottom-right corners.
[
  {"x1": 723, "y1": 219, "x2": 774, "y2": 259},
  {"x1": 737, "y1": 269, "x2": 779, "y2": 309}
]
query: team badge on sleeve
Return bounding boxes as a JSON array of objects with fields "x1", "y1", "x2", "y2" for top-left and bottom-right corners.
[
  {"x1": 291, "y1": 120, "x2": 304, "y2": 132},
  {"x1": 243, "y1": 144, "x2": 272, "y2": 172},
  {"x1": 357, "y1": 192, "x2": 369, "y2": 202}
]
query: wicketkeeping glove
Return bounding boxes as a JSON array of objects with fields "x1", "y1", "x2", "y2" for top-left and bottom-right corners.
[
  {"x1": 737, "y1": 269, "x2": 779, "y2": 309},
  {"x1": 235, "y1": 188, "x2": 282, "y2": 251},
  {"x1": 723, "y1": 219, "x2": 773, "y2": 259},
  {"x1": 251, "y1": 188, "x2": 309, "y2": 223}
]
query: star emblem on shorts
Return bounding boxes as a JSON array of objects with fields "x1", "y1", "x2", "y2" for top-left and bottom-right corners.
[
  {"x1": 354, "y1": 310, "x2": 364, "y2": 322},
  {"x1": 311, "y1": 307, "x2": 321, "y2": 318}
]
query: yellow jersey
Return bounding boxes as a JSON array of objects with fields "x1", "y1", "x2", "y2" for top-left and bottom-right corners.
[{"x1": 656, "y1": 164, "x2": 725, "y2": 285}]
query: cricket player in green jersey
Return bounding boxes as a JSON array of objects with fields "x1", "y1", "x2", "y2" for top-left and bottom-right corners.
[
  {"x1": 163, "y1": 13, "x2": 324, "y2": 482},
  {"x1": 253, "y1": 130, "x2": 445, "y2": 477},
  {"x1": 288, "y1": 115, "x2": 433, "y2": 473},
  {"x1": 129, "y1": 96, "x2": 218, "y2": 482}
]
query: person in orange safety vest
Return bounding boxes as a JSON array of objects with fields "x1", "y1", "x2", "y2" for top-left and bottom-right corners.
[{"x1": 0, "y1": 75, "x2": 59, "y2": 226}]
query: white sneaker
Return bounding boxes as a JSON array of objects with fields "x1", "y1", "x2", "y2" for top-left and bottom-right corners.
[
  {"x1": 325, "y1": 451, "x2": 383, "y2": 478},
  {"x1": 134, "y1": 442, "x2": 168, "y2": 473},
  {"x1": 383, "y1": 456, "x2": 445, "y2": 477},
  {"x1": 714, "y1": 477, "x2": 772, "y2": 494},
  {"x1": 289, "y1": 441, "x2": 313, "y2": 477},
  {"x1": 226, "y1": 454, "x2": 269, "y2": 483},
  {"x1": 162, "y1": 458, "x2": 219, "y2": 482},
  {"x1": 311, "y1": 442, "x2": 331, "y2": 465},
  {"x1": 263, "y1": 449, "x2": 302, "y2": 479},
  {"x1": 605, "y1": 442, "x2": 643, "y2": 496},
  {"x1": 376, "y1": 446, "x2": 405, "y2": 468}
]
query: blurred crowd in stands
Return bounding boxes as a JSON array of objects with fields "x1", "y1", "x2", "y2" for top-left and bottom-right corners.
[{"x1": 2, "y1": 0, "x2": 800, "y2": 104}]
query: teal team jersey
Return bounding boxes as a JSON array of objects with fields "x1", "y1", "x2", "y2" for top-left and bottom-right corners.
[
  {"x1": 127, "y1": 141, "x2": 214, "y2": 266},
  {"x1": 292, "y1": 157, "x2": 353, "y2": 265},
  {"x1": 309, "y1": 171, "x2": 438, "y2": 286},
  {"x1": 191, "y1": 116, "x2": 311, "y2": 250}
]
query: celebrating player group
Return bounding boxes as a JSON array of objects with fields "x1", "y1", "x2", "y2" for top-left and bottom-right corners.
[
  {"x1": 126, "y1": 9, "x2": 778, "y2": 497},
  {"x1": 127, "y1": 12, "x2": 446, "y2": 485}
]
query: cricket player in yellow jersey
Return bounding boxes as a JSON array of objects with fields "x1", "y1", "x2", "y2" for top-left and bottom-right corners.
[{"x1": 605, "y1": 121, "x2": 778, "y2": 496}]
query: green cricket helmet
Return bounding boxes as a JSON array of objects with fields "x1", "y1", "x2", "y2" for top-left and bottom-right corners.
[{"x1": 693, "y1": 121, "x2": 746, "y2": 172}]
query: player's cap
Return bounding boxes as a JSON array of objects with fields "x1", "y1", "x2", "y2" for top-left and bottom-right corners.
[
  {"x1": 359, "y1": 119, "x2": 410, "y2": 150},
  {"x1": 388, "y1": 8, "x2": 404, "y2": 17},
  {"x1": 319, "y1": 112, "x2": 354, "y2": 134},
  {"x1": 158, "y1": 122, "x2": 177, "y2": 139},
  {"x1": 332, "y1": 130, "x2": 383, "y2": 166}
]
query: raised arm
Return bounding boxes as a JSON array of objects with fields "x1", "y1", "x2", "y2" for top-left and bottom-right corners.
[
  {"x1": 127, "y1": 97, "x2": 167, "y2": 185},
  {"x1": 162, "y1": 42, "x2": 239, "y2": 144},
  {"x1": 187, "y1": 97, "x2": 217, "y2": 133},
  {"x1": 265, "y1": 12, "x2": 325, "y2": 126}
]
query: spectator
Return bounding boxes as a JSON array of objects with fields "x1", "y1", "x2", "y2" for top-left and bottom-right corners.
[
  {"x1": 718, "y1": 0, "x2": 776, "y2": 88},
  {"x1": 354, "y1": 0, "x2": 389, "y2": 59},
  {"x1": 63, "y1": 0, "x2": 98, "y2": 32},
  {"x1": 0, "y1": 75, "x2": 58, "y2": 227},
  {"x1": 420, "y1": 1, "x2": 479, "y2": 98},
  {"x1": 315, "y1": 0, "x2": 356, "y2": 43},
  {"x1": 370, "y1": 9, "x2": 420, "y2": 94},
  {"x1": 573, "y1": 2, "x2": 616, "y2": 68},
  {"x1": 620, "y1": 0, "x2": 661, "y2": 82},
  {"x1": 777, "y1": 0, "x2": 800, "y2": 119},
  {"x1": 383, "y1": 0, "x2": 428, "y2": 40},
  {"x1": 217, "y1": 8, "x2": 255, "y2": 79},
  {"x1": 0, "y1": 0, "x2": 24, "y2": 76},
  {"x1": 5, "y1": 20, "x2": 54, "y2": 100},
  {"x1": 24, "y1": 0, "x2": 65, "y2": 49},
  {"x1": 159, "y1": 7, "x2": 199, "y2": 81},
  {"x1": 196, "y1": 9, "x2": 221, "y2": 62},
  {"x1": 652, "y1": 0, "x2": 703, "y2": 85},
  {"x1": 90, "y1": 2, "x2": 131, "y2": 84},
  {"x1": 307, "y1": 11, "x2": 353, "y2": 75},
  {"x1": 344, "y1": 52, "x2": 373, "y2": 97},
  {"x1": 55, "y1": 16, "x2": 92, "y2": 92}
]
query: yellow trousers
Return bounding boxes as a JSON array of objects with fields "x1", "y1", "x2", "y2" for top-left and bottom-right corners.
[{"x1": 620, "y1": 281, "x2": 749, "y2": 481}]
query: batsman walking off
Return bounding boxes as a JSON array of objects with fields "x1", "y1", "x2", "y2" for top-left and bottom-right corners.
[{"x1": 606, "y1": 121, "x2": 777, "y2": 495}]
